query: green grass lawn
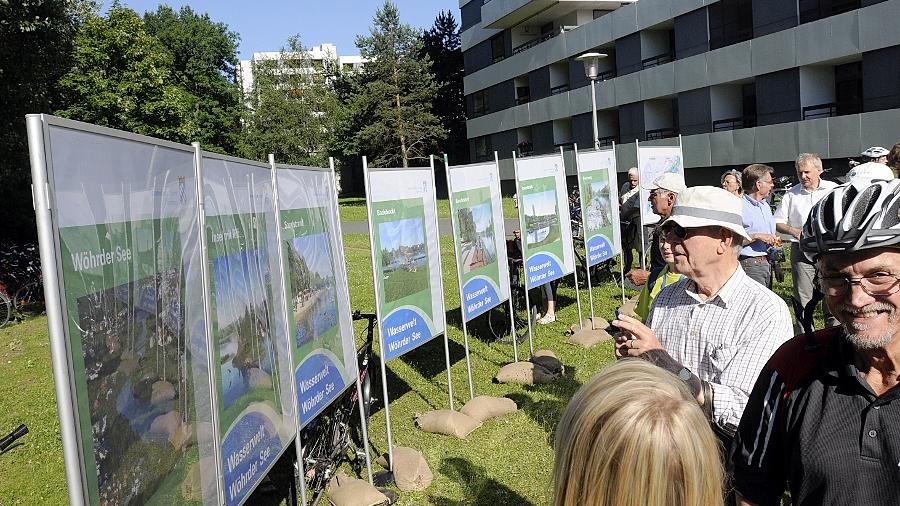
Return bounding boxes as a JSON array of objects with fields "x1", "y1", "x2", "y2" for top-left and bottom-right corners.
[
  {"x1": 0, "y1": 241, "x2": 816, "y2": 505},
  {"x1": 340, "y1": 197, "x2": 519, "y2": 222}
]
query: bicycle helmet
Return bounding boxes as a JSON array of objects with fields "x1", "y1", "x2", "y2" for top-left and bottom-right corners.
[
  {"x1": 800, "y1": 179, "x2": 900, "y2": 261},
  {"x1": 861, "y1": 146, "x2": 890, "y2": 158}
]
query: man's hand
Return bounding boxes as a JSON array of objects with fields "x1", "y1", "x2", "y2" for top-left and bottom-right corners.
[
  {"x1": 625, "y1": 269, "x2": 650, "y2": 286},
  {"x1": 751, "y1": 233, "x2": 778, "y2": 246},
  {"x1": 775, "y1": 223, "x2": 801, "y2": 240},
  {"x1": 611, "y1": 314, "x2": 663, "y2": 358}
]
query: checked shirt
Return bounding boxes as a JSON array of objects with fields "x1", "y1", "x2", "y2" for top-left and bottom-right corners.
[{"x1": 646, "y1": 265, "x2": 793, "y2": 432}]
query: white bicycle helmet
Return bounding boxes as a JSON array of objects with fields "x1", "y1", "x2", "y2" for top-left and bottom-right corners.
[
  {"x1": 801, "y1": 180, "x2": 900, "y2": 261},
  {"x1": 861, "y1": 146, "x2": 890, "y2": 158}
]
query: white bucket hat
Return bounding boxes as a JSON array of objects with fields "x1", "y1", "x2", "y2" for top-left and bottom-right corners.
[
  {"x1": 643, "y1": 172, "x2": 687, "y2": 194},
  {"x1": 662, "y1": 186, "x2": 751, "y2": 242}
]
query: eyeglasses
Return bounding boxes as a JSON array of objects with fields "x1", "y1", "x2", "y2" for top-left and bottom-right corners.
[
  {"x1": 819, "y1": 273, "x2": 900, "y2": 297},
  {"x1": 660, "y1": 223, "x2": 721, "y2": 241}
]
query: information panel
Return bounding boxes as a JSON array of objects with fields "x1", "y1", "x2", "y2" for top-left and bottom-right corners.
[
  {"x1": 37, "y1": 116, "x2": 219, "y2": 505},
  {"x1": 447, "y1": 161, "x2": 511, "y2": 321},
  {"x1": 276, "y1": 165, "x2": 357, "y2": 428},
  {"x1": 201, "y1": 155, "x2": 295, "y2": 506},
  {"x1": 638, "y1": 145, "x2": 684, "y2": 225},
  {"x1": 576, "y1": 149, "x2": 621, "y2": 265},
  {"x1": 514, "y1": 153, "x2": 576, "y2": 289},
  {"x1": 366, "y1": 167, "x2": 445, "y2": 361}
]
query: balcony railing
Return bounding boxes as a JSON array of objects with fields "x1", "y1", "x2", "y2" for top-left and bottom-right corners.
[
  {"x1": 550, "y1": 83, "x2": 570, "y2": 95},
  {"x1": 512, "y1": 30, "x2": 558, "y2": 55},
  {"x1": 516, "y1": 95, "x2": 531, "y2": 105},
  {"x1": 597, "y1": 135, "x2": 618, "y2": 148},
  {"x1": 713, "y1": 116, "x2": 757, "y2": 132},
  {"x1": 802, "y1": 102, "x2": 837, "y2": 120},
  {"x1": 641, "y1": 51, "x2": 674, "y2": 69},
  {"x1": 646, "y1": 128, "x2": 678, "y2": 140},
  {"x1": 597, "y1": 69, "x2": 617, "y2": 81}
]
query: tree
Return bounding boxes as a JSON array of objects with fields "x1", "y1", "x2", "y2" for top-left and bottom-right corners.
[
  {"x1": 239, "y1": 36, "x2": 342, "y2": 166},
  {"x1": 143, "y1": 6, "x2": 243, "y2": 153},
  {"x1": 351, "y1": 1, "x2": 445, "y2": 168},
  {"x1": 0, "y1": 0, "x2": 87, "y2": 241},
  {"x1": 421, "y1": 10, "x2": 467, "y2": 165},
  {"x1": 55, "y1": 5, "x2": 192, "y2": 143}
]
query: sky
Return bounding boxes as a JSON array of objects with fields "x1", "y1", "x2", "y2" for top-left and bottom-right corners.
[{"x1": 103, "y1": 0, "x2": 460, "y2": 61}]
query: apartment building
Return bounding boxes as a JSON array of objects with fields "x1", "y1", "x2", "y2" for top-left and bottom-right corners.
[
  {"x1": 239, "y1": 43, "x2": 365, "y2": 99},
  {"x1": 460, "y1": 0, "x2": 900, "y2": 185}
]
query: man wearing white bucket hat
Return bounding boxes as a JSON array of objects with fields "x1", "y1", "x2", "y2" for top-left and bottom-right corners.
[{"x1": 612, "y1": 186, "x2": 793, "y2": 445}]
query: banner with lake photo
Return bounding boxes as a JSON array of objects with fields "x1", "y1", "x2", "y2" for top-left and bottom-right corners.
[
  {"x1": 366, "y1": 168, "x2": 445, "y2": 362},
  {"x1": 276, "y1": 166, "x2": 356, "y2": 429},
  {"x1": 201, "y1": 155, "x2": 295, "y2": 506},
  {"x1": 29, "y1": 116, "x2": 219, "y2": 505},
  {"x1": 514, "y1": 153, "x2": 576, "y2": 289},
  {"x1": 447, "y1": 161, "x2": 510, "y2": 321},
  {"x1": 637, "y1": 145, "x2": 684, "y2": 226},
  {"x1": 576, "y1": 149, "x2": 621, "y2": 266}
]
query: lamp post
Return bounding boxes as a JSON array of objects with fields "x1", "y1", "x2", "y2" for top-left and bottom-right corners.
[{"x1": 576, "y1": 52, "x2": 608, "y2": 150}]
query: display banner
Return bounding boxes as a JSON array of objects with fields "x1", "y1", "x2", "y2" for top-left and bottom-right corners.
[
  {"x1": 366, "y1": 167, "x2": 445, "y2": 361},
  {"x1": 201, "y1": 154, "x2": 295, "y2": 506},
  {"x1": 29, "y1": 116, "x2": 219, "y2": 505},
  {"x1": 637, "y1": 145, "x2": 684, "y2": 225},
  {"x1": 447, "y1": 161, "x2": 511, "y2": 321},
  {"x1": 275, "y1": 165, "x2": 357, "y2": 429},
  {"x1": 514, "y1": 153, "x2": 576, "y2": 289},
  {"x1": 576, "y1": 149, "x2": 621, "y2": 265}
]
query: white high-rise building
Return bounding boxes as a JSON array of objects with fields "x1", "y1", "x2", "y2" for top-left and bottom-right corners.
[{"x1": 239, "y1": 43, "x2": 366, "y2": 98}]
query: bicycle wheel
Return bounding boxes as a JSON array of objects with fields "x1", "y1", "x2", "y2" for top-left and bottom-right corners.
[
  {"x1": 0, "y1": 292, "x2": 10, "y2": 328},
  {"x1": 14, "y1": 281, "x2": 43, "y2": 315}
]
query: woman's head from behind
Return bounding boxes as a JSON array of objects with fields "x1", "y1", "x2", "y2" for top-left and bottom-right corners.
[{"x1": 553, "y1": 359, "x2": 723, "y2": 506}]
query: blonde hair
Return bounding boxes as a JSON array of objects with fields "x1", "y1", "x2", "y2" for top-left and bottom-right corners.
[{"x1": 552, "y1": 359, "x2": 724, "y2": 506}]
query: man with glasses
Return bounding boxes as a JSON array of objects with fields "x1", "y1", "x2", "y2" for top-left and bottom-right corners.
[
  {"x1": 612, "y1": 186, "x2": 793, "y2": 448},
  {"x1": 625, "y1": 172, "x2": 686, "y2": 288},
  {"x1": 731, "y1": 179, "x2": 900, "y2": 505},
  {"x1": 740, "y1": 164, "x2": 779, "y2": 288}
]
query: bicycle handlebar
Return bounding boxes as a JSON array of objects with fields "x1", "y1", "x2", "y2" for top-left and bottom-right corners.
[
  {"x1": 0, "y1": 424, "x2": 28, "y2": 453},
  {"x1": 351, "y1": 310, "x2": 377, "y2": 322}
]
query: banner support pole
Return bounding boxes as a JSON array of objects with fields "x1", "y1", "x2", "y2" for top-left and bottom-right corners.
[
  {"x1": 363, "y1": 156, "x2": 395, "y2": 470},
  {"x1": 439, "y1": 154, "x2": 473, "y2": 402},
  {"x1": 497, "y1": 151, "x2": 519, "y2": 363},
  {"x1": 635, "y1": 139, "x2": 647, "y2": 272},
  {"x1": 26, "y1": 115, "x2": 88, "y2": 506},
  {"x1": 565, "y1": 145, "x2": 583, "y2": 330},
  {"x1": 513, "y1": 151, "x2": 535, "y2": 357},
  {"x1": 329, "y1": 157, "x2": 375, "y2": 484}
]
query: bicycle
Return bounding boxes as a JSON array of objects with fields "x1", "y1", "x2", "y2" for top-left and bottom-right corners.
[
  {"x1": 486, "y1": 240, "x2": 537, "y2": 343},
  {"x1": 297, "y1": 310, "x2": 394, "y2": 505}
]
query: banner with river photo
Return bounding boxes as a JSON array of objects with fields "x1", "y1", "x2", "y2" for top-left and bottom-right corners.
[
  {"x1": 366, "y1": 167, "x2": 445, "y2": 361},
  {"x1": 514, "y1": 153, "x2": 576, "y2": 289},
  {"x1": 637, "y1": 145, "x2": 684, "y2": 226},
  {"x1": 276, "y1": 166, "x2": 356, "y2": 429},
  {"x1": 35, "y1": 116, "x2": 219, "y2": 506},
  {"x1": 201, "y1": 155, "x2": 295, "y2": 506},
  {"x1": 446, "y1": 160, "x2": 511, "y2": 321},
  {"x1": 576, "y1": 148, "x2": 621, "y2": 266}
]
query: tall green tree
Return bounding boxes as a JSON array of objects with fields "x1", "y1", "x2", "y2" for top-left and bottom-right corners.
[
  {"x1": 350, "y1": 1, "x2": 445, "y2": 168},
  {"x1": 0, "y1": 0, "x2": 86, "y2": 240},
  {"x1": 421, "y1": 10, "x2": 467, "y2": 165},
  {"x1": 143, "y1": 6, "x2": 243, "y2": 153},
  {"x1": 55, "y1": 5, "x2": 191, "y2": 142},
  {"x1": 239, "y1": 36, "x2": 342, "y2": 166}
]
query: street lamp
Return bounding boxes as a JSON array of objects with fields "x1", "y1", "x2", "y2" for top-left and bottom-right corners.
[{"x1": 576, "y1": 52, "x2": 608, "y2": 150}]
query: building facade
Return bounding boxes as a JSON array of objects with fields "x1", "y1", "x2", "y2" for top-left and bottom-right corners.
[
  {"x1": 239, "y1": 43, "x2": 365, "y2": 99},
  {"x1": 460, "y1": 0, "x2": 900, "y2": 185}
]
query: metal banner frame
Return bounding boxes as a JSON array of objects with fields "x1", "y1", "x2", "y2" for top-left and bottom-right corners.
[{"x1": 362, "y1": 157, "x2": 452, "y2": 470}]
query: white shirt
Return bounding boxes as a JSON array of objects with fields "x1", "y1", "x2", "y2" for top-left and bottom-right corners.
[
  {"x1": 647, "y1": 265, "x2": 793, "y2": 431},
  {"x1": 773, "y1": 180, "x2": 838, "y2": 242}
]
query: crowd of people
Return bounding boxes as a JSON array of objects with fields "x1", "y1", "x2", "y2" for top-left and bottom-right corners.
[{"x1": 553, "y1": 143, "x2": 900, "y2": 505}]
